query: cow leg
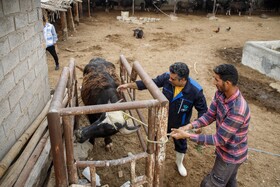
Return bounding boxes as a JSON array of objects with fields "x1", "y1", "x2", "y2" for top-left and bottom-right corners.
[
  {"x1": 104, "y1": 137, "x2": 113, "y2": 151},
  {"x1": 89, "y1": 137, "x2": 95, "y2": 145}
]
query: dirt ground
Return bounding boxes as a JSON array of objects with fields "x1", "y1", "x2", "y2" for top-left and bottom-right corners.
[{"x1": 47, "y1": 10, "x2": 280, "y2": 187}]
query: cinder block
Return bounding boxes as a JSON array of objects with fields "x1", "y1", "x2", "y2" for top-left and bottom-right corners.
[
  {"x1": 0, "y1": 72, "x2": 16, "y2": 101},
  {"x1": 34, "y1": 19, "x2": 43, "y2": 33},
  {"x1": 8, "y1": 30, "x2": 24, "y2": 50},
  {"x1": 27, "y1": 50, "x2": 38, "y2": 69},
  {"x1": 0, "y1": 100, "x2": 11, "y2": 125},
  {"x1": 27, "y1": 94, "x2": 41, "y2": 120},
  {"x1": 8, "y1": 81, "x2": 25, "y2": 109},
  {"x1": 1, "y1": 49, "x2": 20, "y2": 75},
  {"x1": 37, "y1": 44, "x2": 46, "y2": 59},
  {"x1": 23, "y1": 24, "x2": 35, "y2": 40},
  {"x1": 0, "y1": 36, "x2": 10, "y2": 57},
  {"x1": 19, "y1": 38, "x2": 32, "y2": 61},
  {"x1": 23, "y1": 68, "x2": 35, "y2": 89},
  {"x1": 34, "y1": 53, "x2": 47, "y2": 77},
  {"x1": 0, "y1": 1, "x2": 4, "y2": 17},
  {"x1": 14, "y1": 113, "x2": 29, "y2": 139},
  {"x1": 31, "y1": 33, "x2": 40, "y2": 51},
  {"x1": 2, "y1": 0, "x2": 20, "y2": 15},
  {"x1": 37, "y1": 8, "x2": 42, "y2": 21},
  {"x1": 19, "y1": 89, "x2": 33, "y2": 112},
  {"x1": 0, "y1": 64, "x2": 4, "y2": 82},
  {"x1": 19, "y1": 0, "x2": 32, "y2": 12},
  {"x1": 28, "y1": 9, "x2": 38, "y2": 23},
  {"x1": 3, "y1": 104, "x2": 22, "y2": 135},
  {"x1": 15, "y1": 13, "x2": 28, "y2": 30},
  {"x1": 0, "y1": 124, "x2": 16, "y2": 160},
  {"x1": 0, "y1": 16, "x2": 15, "y2": 38},
  {"x1": 14, "y1": 58, "x2": 28, "y2": 84},
  {"x1": 33, "y1": 0, "x2": 41, "y2": 8}
]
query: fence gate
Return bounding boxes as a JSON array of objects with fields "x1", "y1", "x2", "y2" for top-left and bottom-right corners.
[{"x1": 47, "y1": 56, "x2": 169, "y2": 187}]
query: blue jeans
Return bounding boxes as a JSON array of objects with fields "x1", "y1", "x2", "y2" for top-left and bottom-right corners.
[{"x1": 201, "y1": 156, "x2": 242, "y2": 187}]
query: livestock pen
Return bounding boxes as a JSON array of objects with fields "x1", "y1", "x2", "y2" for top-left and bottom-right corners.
[{"x1": 47, "y1": 56, "x2": 169, "y2": 186}]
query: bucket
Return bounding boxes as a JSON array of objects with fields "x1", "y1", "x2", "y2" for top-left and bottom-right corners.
[{"x1": 121, "y1": 11, "x2": 129, "y2": 18}]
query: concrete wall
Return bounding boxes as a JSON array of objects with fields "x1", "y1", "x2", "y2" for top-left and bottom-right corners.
[
  {"x1": 0, "y1": 0, "x2": 50, "y2": 160},
  {"x1": 242, "y1": 40, "x2": 280, "y2": 81}
]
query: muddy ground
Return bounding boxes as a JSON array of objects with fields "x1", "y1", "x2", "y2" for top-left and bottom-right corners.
[{"x1": 46, "y1": 10, "x2": 280, "y2": 187}]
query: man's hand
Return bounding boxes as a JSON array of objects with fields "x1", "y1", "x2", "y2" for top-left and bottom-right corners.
[
  {"x1": 170, "y1": 128, "x2": 191, "y2": 139},
  {"x1": 117, "y1": 83, "x2": 137, "y2": 92},
  {"x1": 117, "y1": 84, "x2": 128, "y2": 92},
  {"x1": 179, "y1": 123, "x2": 193, "y2": 131}
]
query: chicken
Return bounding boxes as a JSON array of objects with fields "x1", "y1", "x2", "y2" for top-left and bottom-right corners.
[
  {"x1": 226, "y1": 27, "x2": 231, "y2": 31},
  {"x1": 213, "y1": 27, "x2": 220, "y2": 33}
]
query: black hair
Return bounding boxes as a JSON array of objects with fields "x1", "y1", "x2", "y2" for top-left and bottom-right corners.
[
  {"x1": 43, "y1": 16, "x2": 46, "y2": 22},
  {"x1": 213, "y1": 64, "x2": 238, "y2": 85},
  {"x1": 169, "y1": 62, "x2": 189, "y2": 80}
]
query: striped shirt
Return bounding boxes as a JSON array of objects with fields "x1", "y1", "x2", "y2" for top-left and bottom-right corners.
[{"x1": 189, "y1": 89, "x2": 250, "y2": 164}]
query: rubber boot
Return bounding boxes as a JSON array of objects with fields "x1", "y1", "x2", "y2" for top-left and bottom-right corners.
[{"x1": 176, "y1": 151, "x2": 187, "y2": 177}]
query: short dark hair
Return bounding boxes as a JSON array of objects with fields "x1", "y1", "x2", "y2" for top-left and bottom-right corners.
[
  {"x1": 43, "y1": 16, "x2": 46, "y2": 22},
  {"x1": 213, "y1": 64, "x2": 238, "y2": 85},
  {"x1": 169, "y1": 62, "x2": 189, "y2": 80}
]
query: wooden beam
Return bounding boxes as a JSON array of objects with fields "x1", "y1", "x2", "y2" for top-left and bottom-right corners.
[
  {"x1": 67, "y1": 7, "x2": 76, "y2": 32},
  {"x1": 0, "y1": 120, "x2": 48, "y2": 186},
  {"x1": 24, "y1": 137, "x2": 52, "y2": 187},
  {"x1": 73, "y1": 2, "x2": 80, "y2": 26},
  {"x1": 0, "y1": 98, "x2": 51, "y2": 179},
  {"x1": 60, "y1": 11, "x2": 68, "y2": 41},
  {"x1": 14, "y1": 132, "x2": 49, "y2": 186}
]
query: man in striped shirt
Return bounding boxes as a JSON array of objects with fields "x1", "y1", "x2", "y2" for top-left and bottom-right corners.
[{"x1": 171, "y1": 64, "x2": 250, "y2": 187}]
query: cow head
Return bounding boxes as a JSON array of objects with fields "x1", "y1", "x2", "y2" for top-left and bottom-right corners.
[{"x1": 75, "y1": 111, "x2": 140, "y2": 143}]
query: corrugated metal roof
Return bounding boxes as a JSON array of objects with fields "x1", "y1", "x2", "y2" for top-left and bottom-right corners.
[{"x1": 41, "y1": 0, "x2": 82, "y2": 12}]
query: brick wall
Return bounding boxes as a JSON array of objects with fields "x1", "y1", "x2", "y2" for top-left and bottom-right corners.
[{"x1": 0, "y1": 0, "x2": 50, "y2": 160}]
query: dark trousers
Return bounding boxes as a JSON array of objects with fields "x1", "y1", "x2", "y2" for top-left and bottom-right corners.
[
  {"x1": 201, "y1": 156, "x2": 242, "y2": 187},
  {"x1": 46, "y1": 45, "x2": 59, "y2": 66}
]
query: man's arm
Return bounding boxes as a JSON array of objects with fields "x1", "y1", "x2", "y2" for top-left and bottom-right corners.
[
  {"x1": 194, "y1": 90, "x2": 208, "y2": 118},
  {"x1": 51, "y1": 24, "x2": 58, "y2": 43},
  {"x1": 117, "y1": 82, "x2": 138, "y2": 92}
]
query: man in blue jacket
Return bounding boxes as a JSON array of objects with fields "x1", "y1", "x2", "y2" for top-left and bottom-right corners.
[{"x1": 117, "y1": 62, "x2": 208, "y2": 176}]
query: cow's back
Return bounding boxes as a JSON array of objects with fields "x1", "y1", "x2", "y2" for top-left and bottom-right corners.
[{"x1": 81, "y1": 58, "x2": 121, "y2": 122}]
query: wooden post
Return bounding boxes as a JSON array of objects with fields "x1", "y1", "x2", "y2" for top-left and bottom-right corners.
[
  {"x1": 48, "y1": 112, "x2": 68, "y2": 187},
  {"x1": 67, "y1": 7, "x2": 76, "y2": 32},
  {"x1": 87, "y1": 0, "x2": 91, "y2": 17},
  {"x1": 146, "y1": 107, "x2": 156, "y2": 187},
  {"x1": 79, "y1": 2, "x2": 83, "y2": 17},
  {"x1": 63, "y1": 116, "x2": 78, "y2": 185},
  {"x1": 153, "y1": 106, "x2": 168, "y2": 187},
  {"x1": 73, "y1": 2, "x2": 80, "y2": 26},
  {"x1": 60, "y1": 11, "x2": 68, "y2": 41},
  {"x1": 212, "y1": 0, "x2": 216, "y2": 15},
  {"x1": 132, "y1": 0, "x2": 134, "y2": 16}
]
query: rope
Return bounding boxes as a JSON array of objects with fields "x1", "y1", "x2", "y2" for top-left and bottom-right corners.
[
  {"x1": 122, "y1": 111, "x2": 148, "y2": 127},
  {"x1": 248, "y1": 148, "x2": 280, "y2": 157},
  {"x1": 146, "y1": 136, "x2": 169, "y2": 144},
  {"x1": 153, "y1": 3, "x2": 176, "y2": 19}
]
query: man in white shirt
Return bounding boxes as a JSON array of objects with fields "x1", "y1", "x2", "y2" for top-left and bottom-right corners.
[{"x1": 43, "y1": 16, "x2": 59, "y2": 70}]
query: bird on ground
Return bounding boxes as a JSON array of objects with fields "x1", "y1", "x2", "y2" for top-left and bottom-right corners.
[
  {"x1": 213, "y1": 27, "x2": 220, "y2": 33},
  {"x1": 226, "y1": 27, "x2": 231, "y2": 31}
]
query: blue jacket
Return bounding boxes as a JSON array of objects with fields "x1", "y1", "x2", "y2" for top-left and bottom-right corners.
[{"x1": 136, "y1": 72, "x2": 208, "y2": 131}]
